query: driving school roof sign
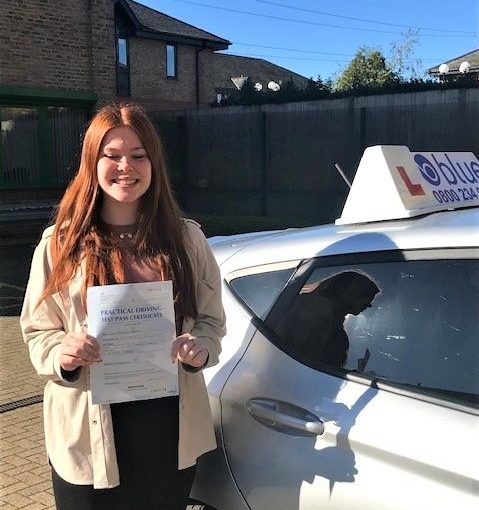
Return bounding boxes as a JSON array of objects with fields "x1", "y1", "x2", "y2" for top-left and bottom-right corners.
[{"x1": 336, "y1": 145, "x2": 479, "y2": 225}]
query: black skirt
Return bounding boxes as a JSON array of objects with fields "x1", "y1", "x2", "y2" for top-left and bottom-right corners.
[{"x1": 52, "y1": 396, "x2": 196, "y2": 510}]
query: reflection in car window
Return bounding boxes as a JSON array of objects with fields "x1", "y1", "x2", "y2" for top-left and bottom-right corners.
[
  {"x1": 277, "y1": 259, "x2": 479, "y2": 408},
  {"x1": 229, "y1": 268, "x2": 294, "y2": 320},
  {"x1": 281, "y1": 270, "x2": 380, "y2": 369}
]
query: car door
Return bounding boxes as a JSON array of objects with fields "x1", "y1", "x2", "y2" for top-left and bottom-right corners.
[{"x1": 220, "y1": 250, "x2": 479, "y2": 510}]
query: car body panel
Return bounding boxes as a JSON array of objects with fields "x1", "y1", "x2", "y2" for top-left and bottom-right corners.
[
  {"x1": 191, "y1": 207, "x2": 479, "y2": 510},
  {"x1": 219, "y1": 330, "x2": 479, "y2": 510},
  {"x1": 212, "y1": 208, "x2": 479, "y2": 277}
]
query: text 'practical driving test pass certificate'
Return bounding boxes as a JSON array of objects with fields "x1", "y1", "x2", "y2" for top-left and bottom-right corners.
[{"x1": 87, "y1": 281, "x2": 177, "y2": 405}]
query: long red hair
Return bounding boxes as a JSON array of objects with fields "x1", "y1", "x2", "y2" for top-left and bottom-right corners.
[{"x1": 41, "y1": 103, "x2": 197, "y2": 319}]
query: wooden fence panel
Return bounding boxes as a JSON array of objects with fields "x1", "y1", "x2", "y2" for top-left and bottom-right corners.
[
  {"x1": 265, "y1": 107, "x2": 356, "y2": 220},
  {"x1": 152, "y1": 88, "x2": 479, "y2": 223},
  {"x1": 184, "y1": 111, "x2": 263, "y2": 190},
  {"x1": 171, "y1": 111, "x2": 265, "y2": 215}
]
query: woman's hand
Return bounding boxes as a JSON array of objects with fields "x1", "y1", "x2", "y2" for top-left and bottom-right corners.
[
  {"x1": 171, "y1": 333, "x2": 209, "y2": 369},
  {"x1": 59, "y1": 332, "x2": 101, "y2": 371}
]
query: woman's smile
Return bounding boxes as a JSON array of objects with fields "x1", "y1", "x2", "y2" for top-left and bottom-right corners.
[{"x1": 112, "y1": 177, "x2": 139, "y2": 186}]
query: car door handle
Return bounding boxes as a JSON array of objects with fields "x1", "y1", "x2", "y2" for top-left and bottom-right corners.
[{"x1": 246, "y1": 398, "x2": 324, "y2": 437}]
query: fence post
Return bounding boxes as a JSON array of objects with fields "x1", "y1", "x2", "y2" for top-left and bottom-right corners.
[
  {"x1": 176, "y1": 115, "x2": 189, "y2": 211},
  {"x1": 38, "y1": 107, "x2": 53, "y2": 187},
  {"x1": 260, "y1": 111, "x2": 267, "y2": 217},
  {"x1": 359, "y1": 106, "x2": 366, "y2": 153}
]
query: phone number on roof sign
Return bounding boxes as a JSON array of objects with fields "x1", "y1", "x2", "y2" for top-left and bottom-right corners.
[
  {"x1": 432, "y1": 186, "x2": 479, "y2": 205},
  {"x1": 411, "y1": 153, "x2": 479, "y2": 206}
]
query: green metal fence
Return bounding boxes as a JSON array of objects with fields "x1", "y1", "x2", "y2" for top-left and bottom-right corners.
[{"x1": 0, "y1": 105, "x2": 90, "y2": 189}]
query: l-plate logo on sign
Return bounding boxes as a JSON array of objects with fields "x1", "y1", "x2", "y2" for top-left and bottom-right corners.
[{"x1": 396, "y1": 166, "x2": 426, "y2": 196}]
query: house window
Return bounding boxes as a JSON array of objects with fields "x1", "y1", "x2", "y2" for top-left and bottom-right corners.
[
  {"x1": 118, "y1": 38, "x2": 128, "y2": 66},
  {"x1": 166, "y1": 44, "x2": 177, "y2": 78},
  {"x1": 116, "y1": 37, "x2": 130, "y2": 96},
  {"x1": 216, "y1": 92, "x2": 229, "y2": 104}
]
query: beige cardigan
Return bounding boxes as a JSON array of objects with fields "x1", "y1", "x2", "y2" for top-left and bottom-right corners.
[{"x1": 20, "y1": 219, "x2": 226, "y2": 489}]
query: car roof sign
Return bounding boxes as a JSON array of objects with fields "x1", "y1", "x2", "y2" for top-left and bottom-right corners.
[{"x1": 335, "y1": 145, "x2": 479, "y2": 225}]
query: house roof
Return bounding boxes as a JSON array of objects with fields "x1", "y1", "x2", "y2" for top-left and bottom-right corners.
[
  {"x1": 428, "y1": 48, "x2": 479, "y2": 75},
  {"x1": 121, "y1": 0, "x2": 230, "y2": 49},
  {"x1": 212, "y1": 53, "x2": 310, "y2": 91}
]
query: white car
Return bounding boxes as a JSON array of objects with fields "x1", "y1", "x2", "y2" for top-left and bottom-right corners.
[{"x1": 190, "y1": 146, "x2": 479, "y2": 510}]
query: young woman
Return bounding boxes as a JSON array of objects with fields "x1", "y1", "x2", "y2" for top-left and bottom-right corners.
[{"x1": 20, "y1": 103, "x2": 226, "y2": 510}]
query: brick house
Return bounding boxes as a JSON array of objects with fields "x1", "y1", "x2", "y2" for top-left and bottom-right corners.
[
  {"x1": 0, "y1": 0, "x2": 307, "y2": 201},
  {"x1": 1, "y1": 0, "x2": 231, "y2": 109},
  {"x1": 0, "y1": 0, "x2": 230, "y2": 200},
  {"x1": 114, "y1": 0, "x2": 231, "y2": 110}
]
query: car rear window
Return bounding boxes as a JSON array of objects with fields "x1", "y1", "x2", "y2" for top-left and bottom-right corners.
[
  {"x1": 229, "y1": 268, "x2": 295, "y2": 320},
  {"x1": 276, "y1": 258, "x2": 479, "y2": 408}
]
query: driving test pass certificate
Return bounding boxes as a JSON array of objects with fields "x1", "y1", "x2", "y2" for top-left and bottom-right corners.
[{"x1": 87, "y1": 281, "x2": 177, "y2": 405}]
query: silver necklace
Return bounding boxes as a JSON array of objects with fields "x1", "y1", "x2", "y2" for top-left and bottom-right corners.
[{"x1": 118, "y1": 232, "x2": 134, "y2": 240}]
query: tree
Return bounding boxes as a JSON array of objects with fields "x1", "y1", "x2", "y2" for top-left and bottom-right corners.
[
  {"x1": 334, "y1": 47, "x2": 398, "y2": 92},
  {"x1": 389, "y1": 29, "x2": 424, "y2": 80},
  {"x1": 275, "y1": 78, "x2": 300, "y2": 102},
  {"x1": 237, "y1": 77, "x2": 259, "y2": 105},
  {"x1": 303, "y1": 75, "x2": 332, "y2": 100}
]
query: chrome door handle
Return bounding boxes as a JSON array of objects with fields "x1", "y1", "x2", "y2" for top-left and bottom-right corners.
[{"x1": 246, "y1": 398, "x2": 324, "y2": 436}]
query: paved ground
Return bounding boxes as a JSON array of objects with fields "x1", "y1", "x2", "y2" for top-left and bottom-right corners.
[{"x1": 0, "y1": 315, "x2": 56, "y2": 509}]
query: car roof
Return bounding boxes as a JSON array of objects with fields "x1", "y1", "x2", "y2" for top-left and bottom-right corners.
[{"x1": 209, "y1": 206, "x2": 479, "y2": 271}]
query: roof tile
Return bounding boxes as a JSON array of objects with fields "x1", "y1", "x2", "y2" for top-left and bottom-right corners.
[
  {"x1": 212, "y1": 53, "x2": 310, "y2": 90},
  {"x1": 124, "y1": 0, "x2": 230, "y2": 46}
]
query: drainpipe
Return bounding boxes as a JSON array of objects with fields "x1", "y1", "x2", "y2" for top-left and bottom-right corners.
[{"x1": 195, "y1": 41, "x2": 207, "y2": 109}]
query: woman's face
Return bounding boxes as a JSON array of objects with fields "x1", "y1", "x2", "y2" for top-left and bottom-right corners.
[{"x1": 97, "y1": 126, "x2": 152, "y2": 213}]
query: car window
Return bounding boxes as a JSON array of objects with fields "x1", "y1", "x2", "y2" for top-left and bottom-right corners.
[
  {"x1": 229, "y1": 267, "x2": 295, "y2": 320},
  {"x1": 276, "y1": 259, "x2": 479, "y2": 408}
]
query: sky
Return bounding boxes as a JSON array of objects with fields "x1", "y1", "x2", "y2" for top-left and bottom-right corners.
[{"x1": 141, "y1": 0, "x2": 479, "y2": 81}]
